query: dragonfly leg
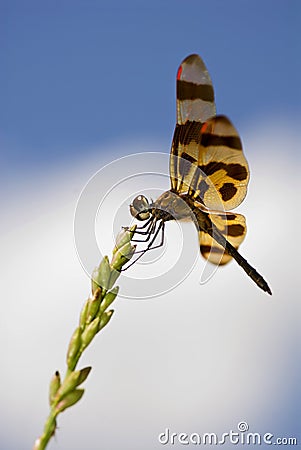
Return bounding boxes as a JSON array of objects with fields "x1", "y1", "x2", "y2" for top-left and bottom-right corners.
[
  {"x1": 131, "y1": 219, "x2": 157, "y2": 242},
  {"x1": 121, "y1": 221, "x2": 165, "y2": 271},
  {"x1": 122, "y1": 216, "x2": 153, "y2": 233}
]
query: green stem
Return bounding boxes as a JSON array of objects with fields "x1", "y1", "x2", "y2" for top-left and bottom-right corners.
[
  {"x1": 33, "y1": 226, "x2": 136, "y2": 450},
  {"x1": 33, "y1": 409, "x2": 57, "y2": 450}
]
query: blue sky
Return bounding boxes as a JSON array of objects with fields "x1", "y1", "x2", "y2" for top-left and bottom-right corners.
[{"x1": 1, "y1": 0, "x2": 300, "y2": 174}]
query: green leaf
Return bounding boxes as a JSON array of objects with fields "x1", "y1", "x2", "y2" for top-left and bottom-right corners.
[
  {"x1": 49, "y1": 371, "x2": 61, "y2": 406},
  {"x1": 92, "y1": 256, "x2": 111, "y2": 291},
  {"x1": 66, "y1": 327, "x2": 82, "y2": 370},
  {"x1": 55, "y1": 389, "x2": 85, "y2": 413},
  {"x1": 99, "y1": 287, "x2": 119, "y2": 315},
  {"x1": 98, "y1": 310, "x2": 114, "y2": 332},
  {"x1": 111, "y1": 242, "x2": 136, "y2": 272},
  {"x1": 86, "y1": 289, "x2": 102, "y2": 323},
  {"x1": 81, "y1": 317, "x2": 100, "y2": 349},
  {"x1": 55, "y1": 367, "x2": 91, "y2": 401}
]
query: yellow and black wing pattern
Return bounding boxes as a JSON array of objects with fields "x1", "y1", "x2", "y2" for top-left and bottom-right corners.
[
  {"x1": 199, "y1": 210, "x2": 247, "y2": 265},
  {"x1": 170, "y1": 54, "x2": 250, "y2": 265}
]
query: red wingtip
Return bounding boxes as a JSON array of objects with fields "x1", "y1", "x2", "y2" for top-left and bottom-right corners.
[{"x1": 177, "y1": 65, "x2": 183, "y2": 80}]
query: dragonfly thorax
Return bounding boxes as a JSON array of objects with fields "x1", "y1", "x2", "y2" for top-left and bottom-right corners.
[{"x1": 153, "y1": 191, "x2": 194, "y2": 222}]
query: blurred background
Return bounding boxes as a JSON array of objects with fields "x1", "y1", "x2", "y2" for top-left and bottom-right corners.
[{"x1": 1, "y1": 1, "x2": 300, "y2": 449}]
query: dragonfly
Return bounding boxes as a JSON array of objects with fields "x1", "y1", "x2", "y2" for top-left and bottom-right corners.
[{"x1": 126, "y1": 54, "x2": 272, "y2": 295}]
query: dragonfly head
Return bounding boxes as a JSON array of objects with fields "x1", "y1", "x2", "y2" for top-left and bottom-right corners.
[{"x1": 130, "y1": 195, "x2": 151, "y2": 221}]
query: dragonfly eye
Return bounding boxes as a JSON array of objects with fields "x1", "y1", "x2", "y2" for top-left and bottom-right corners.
[{"x1": 130, "y1": 195, "x2": 151, "y2": 221}]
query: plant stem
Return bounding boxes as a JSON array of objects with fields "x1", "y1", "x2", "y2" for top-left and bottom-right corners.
[{"x1": 33, "y1": 226, "x2": 136, "y2": 450}]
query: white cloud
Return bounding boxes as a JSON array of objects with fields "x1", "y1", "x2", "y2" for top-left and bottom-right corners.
[{"x1": 0, "y1": 125, "x2": 300, "y2": 449}]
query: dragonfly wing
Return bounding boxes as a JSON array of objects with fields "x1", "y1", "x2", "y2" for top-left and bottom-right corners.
[
  {"x1": 199, "y1": 211, "x2": 247, "y2": 265},
  {"x1": 176, "y1": 54, "x2": 216, "y2": 126},
  {"x1": 170, "y1": 54, "x2": 216, "y2": 192},
  {"x1": 171, "y1": 115, "x2": 250, "y2": 211}
]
